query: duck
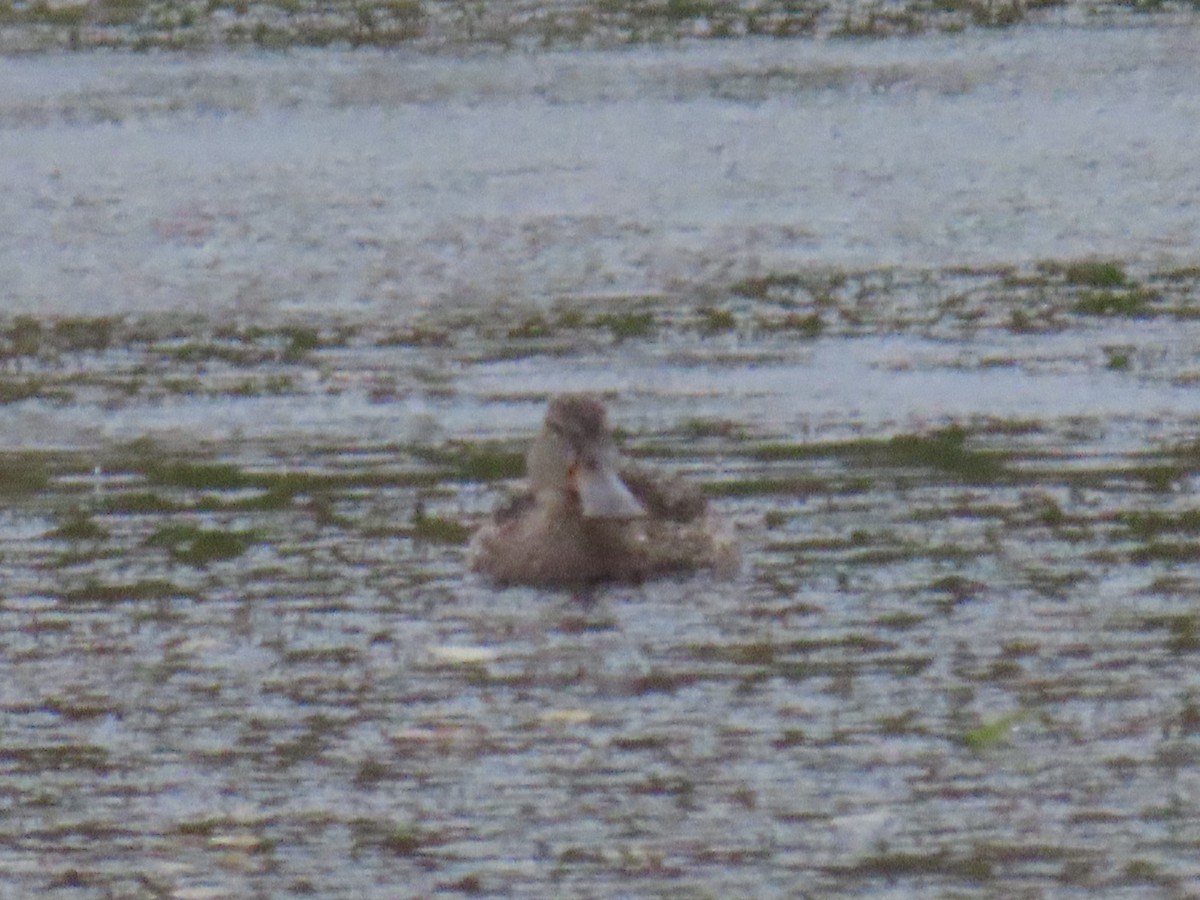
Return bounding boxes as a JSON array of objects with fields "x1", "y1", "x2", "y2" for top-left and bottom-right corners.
[{"x1": 471, "y1": 394, "x2": 737, "y2": 587}]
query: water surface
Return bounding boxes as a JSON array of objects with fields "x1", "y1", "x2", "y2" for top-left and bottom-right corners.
[{"x1": 2, "y1": 22, "x2": 1200, "y2": 899}]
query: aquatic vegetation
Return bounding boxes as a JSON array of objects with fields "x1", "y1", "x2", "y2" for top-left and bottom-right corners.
[
  {"x1": 0, "y1": 454, "x2": 50, "y2": 495},
  {"x1": 885, "y1": 426, "x2": 1005, "y2": 480},
  {"x1": 831, "y1": 9, "x2": 925, "y2": 38},
  {"x1": 145, "y1": 523, "x2": 260, "y2": 566},
  {"x1": 594, "y1": 310, "x2": 656, "y2": 340},
  {"x1": 0, "y1": 743, "x2": 111, "y2": 773},
  {"x1": 146, "y1": 461, "x2": 252, "y2": 491},
  {"x1": 1105, "y1": 348, "x2": 1132, "y2": 370},
  {"x1": 557, "y1": 845, "x2": 608, "y2": 866},
  {"x1": 1061, "y1": 260, "x2": 1128, "y2": 288},
  {"x1": 730, "y1": 272, "x2": 810, "y2": 300},
  {"x1": 96, "y1": 491, "x2": 181, "y2": 515},
  {"x1": 157, "y1": 340, "x2": 265, "y2": 366},
  {"x1": 961, "y1": 711, "x2": 1026, "y2": 752},
  {"x1": 689, "y1": 640, "x2": 779, "y2": 665},
  {"x1": 775, "y1": 311, "x2": 825, "y2": 337},
  {"x1": 52, "y1": 317, "x2": 118, "y2": 354},
  {"x1": 838, "y1": 849, "x2": 993, "y2": 880},
  {"x1": 4, "y1": 257, "x2": 1200, "y2": 896},
  {"x1": 1120, "y1": 859, "x2": 1162, "y2": 885},
  {"x1": 2, "y1": 316, "x2": 44, "y2": 363},
  {"x1": 1132, "y1": 464, "x2": 1183, "y2": 493},
  {"x1": 663, "y1": 0, "x2": 717, "y2": 21},
  {"x1": 1165, "y1": 617, "x2": 1200, "y2": 653},
  {"x1": 874, "y1": 611, "x2": 926, "y2": 630},
  {"x1": 280, "y1": 326, "x2": 323, "y2": 362},
  {"x1": 749, "y1": 427, "x2": 1005, "y2": 482},
  {"x1": 353, "y1": 759, "x2": 397, "y2": 786},
  {"x1": 627, "y1": 669, "x2": 698, "y2": 695},
  {"x1": 60, "y1": 578, "x2": 182, "y2": 603},
  {"x1": 1138, "y1": 615, "x2": 1200, "y2": 653},
  {"x1": 1177, "y1": 698, "x2": 1200, "y2": 735},
  {"x1": 1119, "y1": 510, "x2": 1200, "y2": 540},
  {"x1": 416, "y1": 442, "x2": 525, "y2": 482},
  {"x1": 704, "y1": 475, "x2": 829, "y2": 498},
  {"x1": 409, "y1": 503, "x2": 471, "y2": 544},
  {"x1": 0, "y1": 0, "x2": 1130, "y2": 53},
  {"x1": 697, "y1": 305, "x2": 738, "y2": 334},
  {"x1": 377, "y1": 325, "x2": 453, "y2": 347},
  {"x1": 1072, "y1": 289, "x2": 1155, "y2": 318},
  {"x1": 46, "y1": 511, "x2": 109, "y2": 542},
  {"x1": 679, "y1": 417, "x2": 745, "y2": 440},
  {"x1": 0, "y1": 377, "x2": 49, "y2": 404},
  {"x1": 506, "y1": 315, "x2": 554, "y2": 340}
]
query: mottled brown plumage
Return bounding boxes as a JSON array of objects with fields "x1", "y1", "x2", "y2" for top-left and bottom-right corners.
[{"x1": 471, "y1": 395, "x2": 737, "y2": 587}]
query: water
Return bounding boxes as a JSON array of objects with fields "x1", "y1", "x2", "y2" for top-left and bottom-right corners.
[
  {"x1": 2, "y1": 20, "x2": 1200, "y2": 899},
  {"x1": 3, "y1": 26, "x2": 1200, "y2": 319}
]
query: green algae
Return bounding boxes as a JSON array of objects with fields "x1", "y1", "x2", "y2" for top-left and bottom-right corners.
[
  {"x1": 410, "y1": 502, "x2": 472, "y2": 544},
  {"x1": 416, "y1": 443, "x2": 525, "y2": 482},
  {"x1": 46, "y1": 511, "x2": 109, "y2": 542},
  {"x1": 1073, "y1": 289, "x2": 1155, "y2": 318},
  {"x1": 1061, "y1": 260, "x2": 1128, "y2": 288},
  {"x1": 962, "y1": 710, "x2": 1029, "y2": 752},
  {"x1": 146, "y1": 523, "x2": 260, "y2": 566},
  {"x1": 0, "y1": 454, "x2": 51, "y2": 495},
  {"x1": 749, "y1": 426, "x2": 1005, "y2": 481}
]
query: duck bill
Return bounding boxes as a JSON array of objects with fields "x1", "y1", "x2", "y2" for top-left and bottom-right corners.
[{"x1": 574, "y1": 466, "x2": 646, "y2": 520}]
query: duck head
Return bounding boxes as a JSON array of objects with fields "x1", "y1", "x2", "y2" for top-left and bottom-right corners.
[{"x1": 526, "y1": 394, "x2": 646, "y2": 520}]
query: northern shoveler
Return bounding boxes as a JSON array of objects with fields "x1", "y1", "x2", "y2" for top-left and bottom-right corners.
[{"x1": 471, "y1": 394, "x2": 737, "y2": 587}]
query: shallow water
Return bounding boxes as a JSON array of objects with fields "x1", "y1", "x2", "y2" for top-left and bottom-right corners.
[
  {"x1": 3, "y1": 22, "x2": 1200, "y2": 900},
  {"x1": 3, "y1": 26, "x2": 1200, "y2": 319}
]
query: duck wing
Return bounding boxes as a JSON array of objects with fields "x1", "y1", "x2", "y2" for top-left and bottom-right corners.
[
  {"x1": 618, "y1": 466, "x2": 707, "y2": 523},
  {"x1": 492, "y1": 490, "x2": 537, "y2": 524}
]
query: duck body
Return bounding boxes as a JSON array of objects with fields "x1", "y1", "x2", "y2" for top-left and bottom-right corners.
[{"x1": 470, "y1": 395, "x2": 737, "y2": 588}]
